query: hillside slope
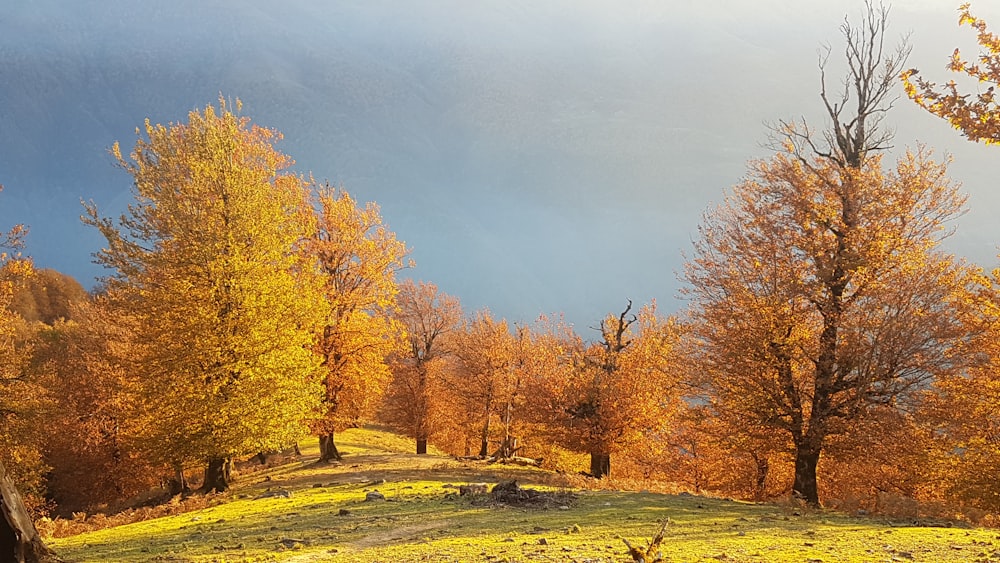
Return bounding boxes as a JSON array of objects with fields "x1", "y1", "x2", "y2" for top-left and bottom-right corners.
[{"x1": 49, "y1": 427, "x2": 1000, "y2": 562}]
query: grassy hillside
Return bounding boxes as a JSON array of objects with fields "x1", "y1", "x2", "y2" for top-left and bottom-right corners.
[{"x1": 49, "y1": 427, "x2": 1000, "y2": 562}]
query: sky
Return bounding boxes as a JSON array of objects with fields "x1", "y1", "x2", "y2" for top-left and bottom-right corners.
[{"x1": 1, "y1": 1, "x2": 1000, "y2": 331}]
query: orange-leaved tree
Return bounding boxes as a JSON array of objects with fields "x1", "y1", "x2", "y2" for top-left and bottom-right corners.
[
  {"x1": 901, "y1": 5, "x2": 1000, "y2": 513},
  {"x1": 381, "y1": 280, "x2": 461, "y2": 454},
  {"x1": 685, "y1": 1, "x2": 976, "y2": 508},
  {"x1": 305, "y1": 185, "x2": 410, "y2": 462},
  {"x1": 685, "y1": 148, "x2": 974, "y2": 506},
  {"x1": 0, "y1": 192, "x2": 44, "y2": 496},
  {"x1": 902, "y1": 3, "x2": 1000, "y2": 143},
  {"x1": 0, "y1": 185, "x2": 61, "y2": 563},
  {"x1": 539, "y1": 301, "x2": 681, "y2": 479},
  {"x1": 446, "y1": 311, "x2": 546, "y2": 459},
  {"x1": 914, "y1": 277, "x2": 1000, "y2": 512},
  {"x1": 9, "y1": 268, "x2": 88, "y2": 325},
  {"x1": 84, "y1": 99, "x2": 327, "y2": 493},
  {"x1": 447, "y1": 311, "x2": 512, "y2": 457},
  {"x1": 31, "y1": 294, "x2": 164, "y2": 511}
]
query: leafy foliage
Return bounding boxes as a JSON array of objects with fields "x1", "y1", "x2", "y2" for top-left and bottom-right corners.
[
  {"x1": 903, "y1": 4, "x2": 1000, "y2": 144},
  {"x1": 83, "y1": 99, "x2": 327, "y2": 486},
  {"x1": 532, "y1": 301, "x2": 682, "y2": 478},
  {"x1": 32, "y1": 298, "x2": 161, "y2": 513},
  {"x1": 0, "y1": 185, "x2": 53, "y2": 514},
  {"x1": 305, "y1": 186, "x2": 409, "y2": 460},
  {"x1": 685, "y1": 145, "x2": 974, "y2": 504},
  {"x1": 9, "y1": 269, "x2": 88, "y2": 325},
  {"x1": 381, "y1": 280, "x2": 461, "y2": 453}
]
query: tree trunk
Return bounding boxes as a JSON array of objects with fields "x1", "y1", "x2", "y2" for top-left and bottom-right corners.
[
  {"x1": 502, "y1": 396, "x2": 514, "y2": 454},
  {"x1": 415, "y1": 393, "x2": 429, "y2": 454},
  {"x1": 753, "y1": 454, "x2": 770, "y2": 502},
  {"x1": 478, "y1": 412, "x2": 492, "y2": 457},
  {"x1": 319, "y1": 433, "x2": 342, "y2": 462},
  {"x1": 792, "y1": 444, "x2": 821, "y2": 506},
  {"x1": 0, "y1": 460, "x2": 62, "y2": 562},
  {"x1": 590, "y1": 451, "x2": 611, "y2": 479},
  {"x1": 491, "y1": 436, "x2": 518, "y2": 459},
  {"x1": 201, "y1": 457, "x2": 231, "y2": 493},
  {"x1": 167, "y1": 464, "x2": 189, "y2": 496}
]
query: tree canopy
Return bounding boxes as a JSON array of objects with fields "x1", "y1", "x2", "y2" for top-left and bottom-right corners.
[{"x1": 84, "y1": 98, "x2": 327, "y2": 491}]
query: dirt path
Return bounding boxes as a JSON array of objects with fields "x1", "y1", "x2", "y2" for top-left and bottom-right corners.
[
  {"x1": 278, "y1": 519, "x2": 454, "y2": 562},
  {"x1": 349, "y1": 519, "x2": 453, "y2": 549}
]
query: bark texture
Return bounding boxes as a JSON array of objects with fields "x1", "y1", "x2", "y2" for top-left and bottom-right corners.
[
  {"x1": 201, "y1": 457, "x2": 232, "y2": 493},
  {"x1": 590, "y1": 451, "x2": 611, "y2": 479},
  {"x1": 0, "y1": 460, "x2": 62, "y2": 563},
  {"x1": 319, "y1": 433, "x2": 342, "y2": 462}
]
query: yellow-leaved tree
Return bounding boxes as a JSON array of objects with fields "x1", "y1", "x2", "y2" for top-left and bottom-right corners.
[
  {"x1": 84, "y1": 99, "x2": 327, "y2": 492},
  {"x1": 0, "y1": 185, "x2": 61, "y2": 563},
  {"x1": 0, "y1": 189, "x2": 41, "y2": 490},
  {"x1": 305, "y1": 186, "x2": 410, "y2": 462}
]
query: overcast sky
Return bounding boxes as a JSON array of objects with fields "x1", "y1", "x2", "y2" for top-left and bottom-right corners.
[{"x1": 1, "y1": 1, "x2": 999, "y2": 330}]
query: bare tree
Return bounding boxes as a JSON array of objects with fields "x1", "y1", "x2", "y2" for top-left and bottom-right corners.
[{"x1": 777, "y1": 0, "x2": 911, "y2": 168}]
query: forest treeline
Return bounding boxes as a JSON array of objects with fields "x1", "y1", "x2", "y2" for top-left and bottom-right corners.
[{"x1": 5, "y1": 1, "x2": 1000, "y2": 527}]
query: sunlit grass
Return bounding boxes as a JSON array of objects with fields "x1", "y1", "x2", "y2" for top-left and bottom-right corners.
[{"x1": 50, "y1": 427, "x2": 1000, "y2": 562}]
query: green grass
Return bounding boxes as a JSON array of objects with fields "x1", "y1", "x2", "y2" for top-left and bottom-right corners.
[{"x1": 49, "y1": 427, "x2": 1000, "y2": 562}]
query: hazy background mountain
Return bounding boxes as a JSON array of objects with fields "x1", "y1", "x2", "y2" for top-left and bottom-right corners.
[{"x1": 2, "y1": 0, "x2": 999, "y2": 328}]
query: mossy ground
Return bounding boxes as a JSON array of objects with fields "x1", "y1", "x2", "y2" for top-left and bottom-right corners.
[{"x1": 49, "y1": 427, "x2": 1000, "y2": 562}]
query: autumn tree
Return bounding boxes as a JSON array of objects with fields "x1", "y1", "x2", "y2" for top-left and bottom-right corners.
[
  {"x1": 0, "y1": 193, "x2": 51, "y2": 505},
  {"x1": 31, "y1": 297, "x2": 163, "y2": 510},
  {"x1": 902, "y1": 3, "x2": 1000, "y2": 143},
  {"x1": 305, "y1": 185, "x2": 409, "y2": 462},
  {"x1": 0, "y1": 188, "x2": 60, "y2": 562},
  {"x1": 494, "y1": 324, "x2": 535, "y2": 459},
  {"x1": 447, "y1": 311, "x2": 529, "y2": 458},
  {"x1": 686, "y1": 153, "x2": 973, "y2": 508},
  {"x1": 381, "y1": 280, "x2": 461, "y2": 454},
  {"x1": 684, "y1": 2, "x2": 975, "y2": 506},
  {"x1": 818, "y1": 406, "x2": 936, "y2": 511},
  {"x1": 0, "y1": 192, "x2": 33, "y2": 401},
  {"x1": 516, "y1": 314, "x2": 584, "y2": 466},
  {"x1": 539, "y1": 301, "x2": 680, "y2": 479},
  {"x1": 898, "y1": 272, "x2": 1000, "y2": 512},
  {"x1": 9, "y1": 269, "x2": 88, "y2": 325},
  {"x1": 84, "y1": 99, "x2": 327, "y2": 493},
  {"x1": 644, "y1": 402, "x2": 794, "y2": 501},
  {"x1": 900, "y1": 6, "x2": 1000, "y2": 513}
]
